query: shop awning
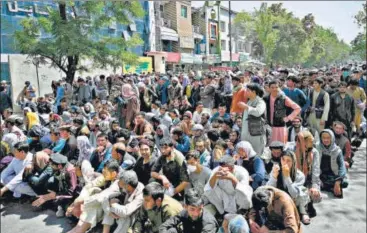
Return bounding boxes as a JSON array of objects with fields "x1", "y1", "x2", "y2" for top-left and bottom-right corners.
[{"x1": 160, "y1": 27, "x2": 179, "y2": 42}]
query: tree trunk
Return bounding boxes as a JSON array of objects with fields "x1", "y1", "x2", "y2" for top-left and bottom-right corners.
[{"x1": 59, "y1": 3, "x2": 79, "y2": 85}]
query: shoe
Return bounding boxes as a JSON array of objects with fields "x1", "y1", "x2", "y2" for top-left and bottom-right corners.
[
  {"x1": 301, "y1": 214, "x2": 311, "y2": 225},
  {"x1": 307, "y1": 202, "x2": 317, "y2": 218},
  {"x1": 56, "y1": 206, "x2": 65, "y2": 218}
]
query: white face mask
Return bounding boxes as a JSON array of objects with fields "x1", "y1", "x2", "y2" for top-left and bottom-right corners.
[{"x1": 187, "y1": 164, "x2": 197, "y2": 173}]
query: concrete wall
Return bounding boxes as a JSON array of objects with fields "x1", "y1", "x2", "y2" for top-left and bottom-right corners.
[{"x1": 8, "y1": 54, "x2": 121, "y2": 112}]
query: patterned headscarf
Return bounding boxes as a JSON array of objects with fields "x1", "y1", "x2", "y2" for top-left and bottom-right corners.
[{"x1": 121, "y1": 83, "x2": 136, "y2": 100}]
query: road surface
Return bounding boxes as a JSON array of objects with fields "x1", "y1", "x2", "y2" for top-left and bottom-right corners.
[{"x1": 1, "y1": 141, "x2": 366, "y2": 233}]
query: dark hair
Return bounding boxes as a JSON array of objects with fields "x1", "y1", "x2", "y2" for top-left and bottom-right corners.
[
  {"x1": 104, "y1": 159, "x2": 120, "y2": 173},
  {"x1": 348, "y1": 79, "x2": 359, "y2": 86},
  {"x1": 218, "y1": 103, "x2": 227, "y2": 108},
  {"x1": 50, "y1": 128, "x2": 60, "y2": 136},
  {"x1": 184, "y1": 188, "x2": 203, "y2": 207},
  {"x1": 159, "y1": 138, "x2": 173, "y2": 147},
  {"x1": 13, "y1": 142, "x2": 29, "y2": 153},
  {"x1": 207, "y1": 129, "x2": 220, "y2": 142},
  {"x1": 97, "y1": 133, "x2": 108, "y2": 140},
  {"x1": 186, "y1": 150, "x2": 200, "y2": 161},
  {"x1": 172, "y1": 128, "x2": 183, "y2": 137},
  {"x1": 268, "y1": 80, "x2": 278, "y2": 87},
  {"x1": 116, "y1": 129, "x2": 131, "y2": 141},
  {"x1": 143, "y1": 182, "x2": 165, "y2": 201},
  {"x1": 314, "y1": 77, "x2": 324, "y2": 84},
  {"x1": 338, "y1": 81, "x2": 348, "y2": 87},
  {"x1": 61, "y1": 97, "x2": 67, "y2": 103},
  {"x1": 201, "y1": 113, "x2": 210, "y2": 120},
  {"x1": 247, "y1": 83, "x2": 264, "y2": 97},
  {"x1": 252, "y1": 187, "x2": 272, "y2": 210}
]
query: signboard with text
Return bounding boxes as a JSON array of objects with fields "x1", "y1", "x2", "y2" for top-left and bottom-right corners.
[{"x1": 123, "y1": 57, "x2": 153, "y2": 74}]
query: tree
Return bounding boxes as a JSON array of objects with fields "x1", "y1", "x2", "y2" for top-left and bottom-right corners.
[
  {"x1": 15, "y1": 1, "x2": 144, "y2": 84},
  {"x1": 351, "y1": 3, "x2": 366, "y2": 61}
]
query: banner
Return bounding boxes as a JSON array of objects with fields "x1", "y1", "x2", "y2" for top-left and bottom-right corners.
[
  {"x1": 193, "y1": 55, "x2": 203, "y2": 64},
  {"x1": 180, "y1": 53, "x2": 194, "y2": 64},
  {"x1": 123, "y1": 57, "x2": 153, "y2": 74}
]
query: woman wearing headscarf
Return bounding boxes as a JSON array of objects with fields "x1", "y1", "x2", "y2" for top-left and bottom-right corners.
[
  {"x1": 23, "y1": 152, "x2": 54, "y2": 195},
  {"x1": 0, "y1": 133, "x2": 19, "y2": 171},
  {"x1": 316, "y1": 129, "x2": 347, "y2": 198},
  {"x1": 77, "y1": 136, "x2": 95, "y2": 163},
  {"x1": 218, "y1": 214, "x2": 250, "y2": 233},
  {"x1": 25, "y1": 112, "x2": 45, "y2": 152},
  {"x1": 239, "y1": 83, "x2": 267, "y2": 155},
  {"x1": 81, "y1": 103, "x2": 95, "y2": 120},
  {"x1": 266, "y1": 150, "x2": 311, "y2": 225},
  {"x1": 235, "y1": 141, "x2": 266, "y2": 190},
  {"x1": 294, "y1": 130, "x2": 322, "y2": 207},
  {"x1": 121, "y1": 83, "x2": 140, "y2": 130}
]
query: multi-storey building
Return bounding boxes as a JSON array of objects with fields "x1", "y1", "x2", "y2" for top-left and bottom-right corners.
[{"x1": 0, "y1": 0, "x2": 152, "y2": 82}]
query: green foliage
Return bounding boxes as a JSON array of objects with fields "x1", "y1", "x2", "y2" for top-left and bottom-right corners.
[
  {"x1": 234, "y1": 3, "x2": 351, "y2": 67},
  {"x1": 14, "y1": 1, "x2": 144, "y2": 83},
  {"x1": 350, "y1": 3, "x2": 366, "y2": 61}
]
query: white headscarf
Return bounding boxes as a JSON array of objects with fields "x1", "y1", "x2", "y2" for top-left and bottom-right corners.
[{"x1": 236, "y1": 141, "x2": 257, "y2": 158}]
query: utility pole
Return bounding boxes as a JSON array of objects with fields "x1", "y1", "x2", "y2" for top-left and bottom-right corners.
[
  {"x1": 216, "y1": 1, "x2": 221, "y2": 61},
  {"x1": 229, "y1": 1, "x2": 232, "y2": 67}
]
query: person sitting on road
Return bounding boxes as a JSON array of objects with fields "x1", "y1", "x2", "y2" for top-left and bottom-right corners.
[
  {"x1": 316, "y1": 129, "x2": 348, "y2": 198},
  {"x1": 132, "y1": 182, "x2": 183, "y2": 233},
  {"x1": 159, "y1": 188, "x2": 218, "y2": 233}
]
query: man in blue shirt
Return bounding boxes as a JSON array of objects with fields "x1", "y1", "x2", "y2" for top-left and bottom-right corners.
[
  {"x1": 283, "y1": 75, "x2": 309, "y2": 116},
  {"x1": 210, "y1": 103, "x2": 230, "y2": 123},
  {"x1": 172, "y1": 128, "x2": 191, "y2": 155}
]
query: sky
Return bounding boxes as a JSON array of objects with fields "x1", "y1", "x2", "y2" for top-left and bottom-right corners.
[{"x1": 191, "y1": 1, "x2": 364, "y2": 44}]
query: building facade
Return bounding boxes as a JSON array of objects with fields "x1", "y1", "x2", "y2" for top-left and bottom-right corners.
[{"x1": 0, "y1": 0, "x2": 152, "y2": 82}]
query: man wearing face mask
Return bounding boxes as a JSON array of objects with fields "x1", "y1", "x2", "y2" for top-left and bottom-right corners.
[
  {"x1": 132, "y1": 182, "x2": 183, "y2": 233},
  {"x1": 185, "y1": 150, "x2": 212, "y2": 197}
]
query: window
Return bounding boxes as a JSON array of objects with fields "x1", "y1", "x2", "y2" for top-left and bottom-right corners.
[
  {"x1": 181, "y1": 5, "x2": 187, "y2": 18},
  {"x1": 210, "y1": 24, "x2": 217, "y2": 39},
  {"x1": 160, "y1": 5, "x2": 164, "y2": 13},
  {"x1": 221, "y1": 40, "x2": 226, "y2": 50},
  {"x1": 220, "y1": 21, "x2": 226, "y2": 32}
]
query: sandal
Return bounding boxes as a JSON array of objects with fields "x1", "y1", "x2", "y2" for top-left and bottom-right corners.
[{"x1": 301, "y1": 214, "x2": 311, "y2": 225}]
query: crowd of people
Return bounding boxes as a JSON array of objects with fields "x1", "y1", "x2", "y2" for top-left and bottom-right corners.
[{"x1": 0, "y1": 63, "x2": 366, "y2": 233}]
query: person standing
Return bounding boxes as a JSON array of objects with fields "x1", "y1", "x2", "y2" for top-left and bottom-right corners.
[
  {"x1": 307, "y1": 77, "x2": 330, "y2": 134},
  {"x1": 264, "y1": 80, "x2": 301, "y2": 144},
  {"x1": 121, "y1": 83, "x2": 140, "y2": 130},
  {"x1": 329, "y1": 82, "x2": 355, "y2": 138},
  {"x1": 347, "y1": 79, "x2": 366, "y2": 134},
  {"x1": 239, "y1": 83, "x2": 267, "y2": 155},
  {"x1": 200, "y1": 75, "x2": 216, "y2": 110}
]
